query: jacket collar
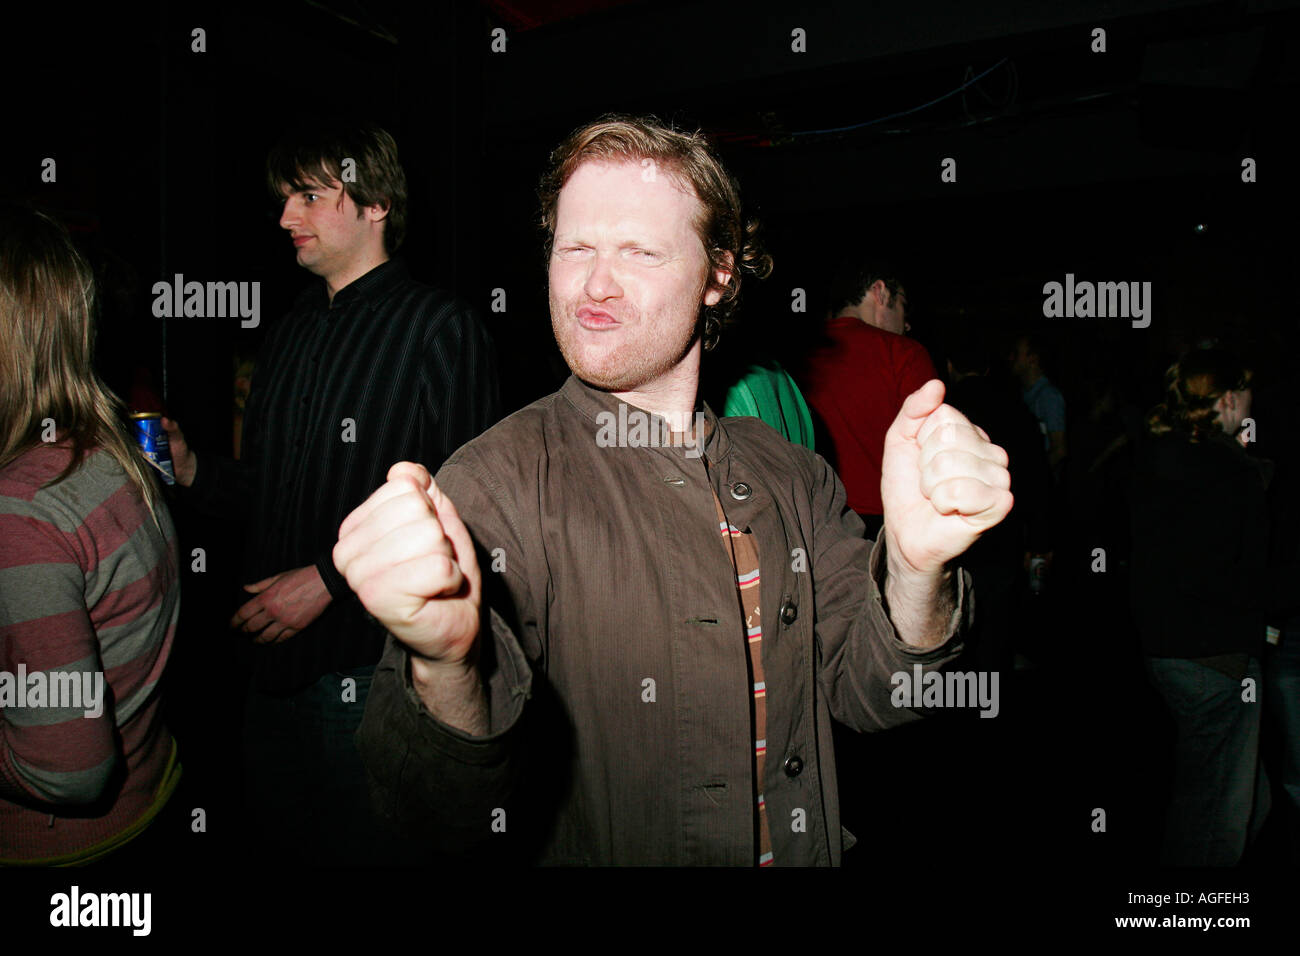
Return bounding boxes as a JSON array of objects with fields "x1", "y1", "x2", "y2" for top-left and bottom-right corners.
[{"x1": 558, "y1": 374, "x2": 731, "y2": 464}]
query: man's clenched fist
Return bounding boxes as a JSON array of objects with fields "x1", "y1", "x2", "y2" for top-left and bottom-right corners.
[
  {"x1": 881, "y1": 379, "x2": 1014, "y2": 577},
  {"x1": 334, "y1": 461, "x2": 482, "y2": 666}
]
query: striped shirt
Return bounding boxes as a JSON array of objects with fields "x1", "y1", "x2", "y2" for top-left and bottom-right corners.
[
  {"x1": 708, "y1": 479, "x2": 775, "y2": 866},
  {"x1": 184, "y1": 259, "x2": 500, "y2": 692},
  {"x1": 0, "y1": 442, "x2": 179, "y2": 862}
]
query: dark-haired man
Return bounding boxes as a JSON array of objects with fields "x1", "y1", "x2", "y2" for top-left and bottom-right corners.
[
  {"x1": 164, "y1": 122, "x2": 499, "y2": 863},
  {"x1": 338, "y1": 117, "x2": 1012, "y2": 866},
  {"x1": 798, "y1": 259, "x2": 938, "y2": 539}
]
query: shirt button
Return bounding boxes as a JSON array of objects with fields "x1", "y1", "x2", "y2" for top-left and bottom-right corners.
[
  {"x1": 780, "y1": 601, "x2": 798, "y2": 625},
  {"x1": 730, "y1": 482, "x2": 751, "y2": 500},
  {"x1": 784, "y1": 755, "x2": 804, "y2": 778},
  {"x1": 301, "y1": 396, "x2": 309, "y2": 405}
]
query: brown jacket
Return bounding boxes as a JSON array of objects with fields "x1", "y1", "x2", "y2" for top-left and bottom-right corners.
[{"x1": 356, "y1": 375, "x2": 969, "y2": 865}]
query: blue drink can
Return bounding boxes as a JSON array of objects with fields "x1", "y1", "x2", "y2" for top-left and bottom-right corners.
[{"x1": 129, "y1": 412, "x2": 176, "y2": 485}]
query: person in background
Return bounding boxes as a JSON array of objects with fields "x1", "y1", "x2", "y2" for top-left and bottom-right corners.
[
  {"x1": 706, "y1": 349, "x2": 817, "y2": 450},
  {"x1": 942, "y1": 324, "x2": 1050, "y2": 678},
  {"x1": 1009, "y1": 332, "x2": 1067, "y2": 479},
  {"x1": 716, "y1": 360, "x2": 816, "y2": 450},
  {"x1": 0, "y1": 203, "x2": 181, "y2": 865},
  {"x1": 798, "y1": 256, "x2": 936, "y2": 539},
  {"x1": 1264, "y1": 423, "x2": 1300, "y2": 861},
  {"x1": 162, "y1": 121, "x2": 499, "y2": 865},
  {"x1": 1130, "y1": 348, "x2": 1300, "y2": 865},
  {"x1": 692, "y1": 224, "x2": 812, "y2": 448}
]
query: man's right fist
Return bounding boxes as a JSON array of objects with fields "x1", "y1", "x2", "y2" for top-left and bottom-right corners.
[{"x1": 334, "y1": 461, "x2": 482, "y2": 665}]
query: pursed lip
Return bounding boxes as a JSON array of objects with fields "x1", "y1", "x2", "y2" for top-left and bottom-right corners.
[{"x1": 577, "y1": 306, "x2": 619, "y2": 330}]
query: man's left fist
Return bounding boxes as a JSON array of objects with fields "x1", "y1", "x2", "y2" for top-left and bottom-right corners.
[{"x1": 881, "y1": 379, "x2": 1014, "y2": 576}]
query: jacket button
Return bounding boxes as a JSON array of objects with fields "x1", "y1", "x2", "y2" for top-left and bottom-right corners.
[
  {"x1": 780, "y1": 601, "x2": 797, "y2": 625},
  {"x1": 730, "y1": 482, "x2": 751, "y2": 500},
  {"x1": 784, "y1": 755, "x2": 804, "y2": 778}
]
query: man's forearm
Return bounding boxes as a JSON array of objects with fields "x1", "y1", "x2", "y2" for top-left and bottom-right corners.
[
  {"x1": 409, "y1": 656, "x2": 489, "y2": 736},
  {"x1": 883, "y1": 564, "x2": 957, "y2": 650},
  {"x1": 176, "y1": 451, "x2": 197, "y2": 488}
]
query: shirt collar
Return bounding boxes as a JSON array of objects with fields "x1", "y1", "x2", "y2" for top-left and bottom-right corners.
[
  {"x1": 558, "y1": 374, "x2": 730, "y2": 464},
  {"x1": 301, "y1": 258, "x2": 409, "y2": 313},
  {"x1": 829, "y1": 315, "x2": 891, "y2": 336}
]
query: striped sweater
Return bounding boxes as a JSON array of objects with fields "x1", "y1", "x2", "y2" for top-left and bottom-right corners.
[{"x1": 0, "y1": 441, "x2": 180, "y2": 862}]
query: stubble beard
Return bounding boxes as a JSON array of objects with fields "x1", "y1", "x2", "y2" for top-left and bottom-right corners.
[
  {"x1": 550, "y1": 295, "x2": 701, "y2": 392},
  {"x1": 296, "y1": 243, "x2": 326, "y2": 275}
]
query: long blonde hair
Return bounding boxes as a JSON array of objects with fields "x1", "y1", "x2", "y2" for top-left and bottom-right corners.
[{"x1": 0, "y1": 203, "x2": 161, "y2": 516}]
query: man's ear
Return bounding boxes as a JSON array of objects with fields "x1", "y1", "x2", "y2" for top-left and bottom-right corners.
[
  {"x1": 871, "y1": 279, "x2": 890, "y2": 305},
  {"x1": 363, "y1": 200, "x2": 390, "y2": 224},
  {"x1": 703, "y1": 251, "x2": 734, "y2": 307}
]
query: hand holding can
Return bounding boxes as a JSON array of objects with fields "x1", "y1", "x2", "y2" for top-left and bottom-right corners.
[{"x1": 129, "y1": 412, "x2": 176, "y2": 486}]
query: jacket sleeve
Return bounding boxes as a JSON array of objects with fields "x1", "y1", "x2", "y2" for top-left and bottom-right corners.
[
  {"x1": 354, "y1": 455, "x2": 538, "y2": 857},
  {"x1": 808, "y1": 451, "x2": 972, "y2": 733},
  {"x1": 355, "y1": 609, "x2": 532, "y2": 855}
]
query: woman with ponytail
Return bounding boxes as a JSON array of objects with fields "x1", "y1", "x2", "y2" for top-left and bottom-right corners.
[
  {"x1": 0, "y1": 203, "x2": 181, "y2": 864},
  {"x1": 1130, "y1": 347, "x2": 1300, "y2": 865}
]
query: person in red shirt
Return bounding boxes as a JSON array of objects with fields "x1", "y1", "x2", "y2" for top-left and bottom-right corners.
[{"x1": 798, "y1": 259, "x2": 937, "y2": 538}]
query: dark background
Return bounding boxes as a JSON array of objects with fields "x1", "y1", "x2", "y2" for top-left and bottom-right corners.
[{"x1": 2, "y1": 0, "x2": 1297, "y2": 935}]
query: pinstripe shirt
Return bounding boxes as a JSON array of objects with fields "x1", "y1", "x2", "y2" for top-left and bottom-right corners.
[{"x1": 188, "y1": 259, "x2": 500, "y2": 692}]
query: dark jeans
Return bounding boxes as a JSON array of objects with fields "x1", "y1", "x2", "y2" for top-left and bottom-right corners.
[
  {"x1": 1265, "y1": 623, "x2": 1300, "y2": 813},
  {"x1": 1146, "y1": 656, "x2": 1269, "y2": 865},
  {"x1": 243, "y1": 664, "x2": 421, "y2": 865}
]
